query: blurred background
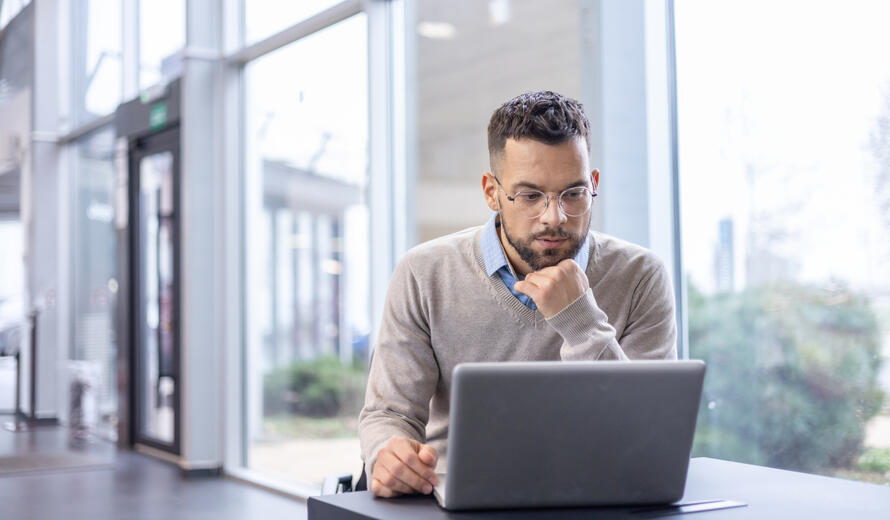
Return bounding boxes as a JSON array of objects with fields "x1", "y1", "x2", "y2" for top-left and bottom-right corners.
[{"x1": 0, "y1": 0, "x2": 888, "y2": 497}]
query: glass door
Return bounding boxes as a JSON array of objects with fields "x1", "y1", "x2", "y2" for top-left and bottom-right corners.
[{"x1": 130, "y1": 128, "x2": 180, "y2": 453}]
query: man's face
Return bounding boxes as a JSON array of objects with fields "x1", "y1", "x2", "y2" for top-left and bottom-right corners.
[{"x1": 484, "y1": 137, "x2": 598, "y2": 274}]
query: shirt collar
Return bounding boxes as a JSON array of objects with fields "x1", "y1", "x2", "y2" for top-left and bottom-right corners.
[
  {"x1": 480, "y1": 212, "x2": 591, "y2": 276},
  {"x1": 481, "y1": 213, "x2": 509, "y2": 277}
]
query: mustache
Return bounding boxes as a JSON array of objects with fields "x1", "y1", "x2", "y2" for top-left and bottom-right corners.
[{"x1": 530, "y1": 228, "x2": 574, "y2": 240}]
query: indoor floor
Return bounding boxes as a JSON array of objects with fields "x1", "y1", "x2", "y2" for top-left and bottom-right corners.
[{"x1": 0, "y1": 425, "x2": 308, "y2": 520}]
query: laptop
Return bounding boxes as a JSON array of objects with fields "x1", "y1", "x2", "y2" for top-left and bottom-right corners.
[{"x1": 433, "y1": 360, "x2": 706, "y2": 510}]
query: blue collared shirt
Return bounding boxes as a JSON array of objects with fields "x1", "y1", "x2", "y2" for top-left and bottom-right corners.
[{"x1": 480, "y1": 213, "x2": 590, "y2": 311}]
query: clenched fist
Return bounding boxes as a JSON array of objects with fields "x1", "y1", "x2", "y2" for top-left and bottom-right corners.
[
  {"x1": 514, "y1": 258, "x2": 589, "y2": 318},
  {"x1": 370, "y1": 437, "x2": 439, "y2": 497}
]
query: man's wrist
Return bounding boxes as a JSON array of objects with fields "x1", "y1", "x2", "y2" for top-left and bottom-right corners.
[{"x1": 545, "y1": 288, "x2": 612, "y2": 345}]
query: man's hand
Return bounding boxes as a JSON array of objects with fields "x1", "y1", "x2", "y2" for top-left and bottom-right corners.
[
  {"x1": 370, "y1": 437, "x2": 439, "y2": 498},
  {"x1": 514, "y1": 258, "x2": 589, "y2": 318}
]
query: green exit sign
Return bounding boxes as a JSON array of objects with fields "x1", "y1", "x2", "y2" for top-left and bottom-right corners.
[{"x1": 149, "y1": 101, "x2": 168, "y2": 130}]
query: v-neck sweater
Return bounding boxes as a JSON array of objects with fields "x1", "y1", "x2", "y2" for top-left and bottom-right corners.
[{"x1": 358, "y1": 225, "x2": 677, "y2": 474}]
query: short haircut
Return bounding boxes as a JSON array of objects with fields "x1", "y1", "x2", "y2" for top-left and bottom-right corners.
[{"x1": 487, "y1": 90, "x2": 591, "y2": 170}]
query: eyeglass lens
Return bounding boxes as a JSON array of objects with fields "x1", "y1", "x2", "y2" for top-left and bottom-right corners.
[{"x1": 512, "y1": 187, "x2": 592, "y2": 218}]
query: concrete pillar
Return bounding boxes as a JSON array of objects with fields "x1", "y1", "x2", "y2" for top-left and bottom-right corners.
[
  {"x1": 27, "y1": 0, "x2": 66, "y2": 421},
  {"x1": 177, "y1": 0, "x2": 223, "y2": 470}
]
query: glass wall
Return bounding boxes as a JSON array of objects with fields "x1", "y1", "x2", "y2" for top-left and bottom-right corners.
[
  {"x1": 413, "y1": 0, "x2": 584, "y2": 243},
  {"x1": 0, "y1": 218, "x2": 23, "y2": 412},
  {"x1": 242, "y1": 13, "x2": 370, "y2": 490},
  {"x1": 676, "y1": 0, "x2": 890, "y2": 483},
  {"x1": 71, "y1": 127, "x2": 119, "y2": 439}
]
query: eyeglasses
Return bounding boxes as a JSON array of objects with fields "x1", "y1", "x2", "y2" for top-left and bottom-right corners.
[{"x1": 493, "y1": 176, "x2": 597, "y2": 219}]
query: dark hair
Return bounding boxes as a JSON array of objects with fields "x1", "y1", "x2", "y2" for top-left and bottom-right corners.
[{"x1": 487, "y1": 90, "x2": 590, "y2": 166}]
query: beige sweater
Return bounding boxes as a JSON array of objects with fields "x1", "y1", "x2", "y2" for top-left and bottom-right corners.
[{"x1": 358, "y1": 225, "x2": 677, "y2": 474}]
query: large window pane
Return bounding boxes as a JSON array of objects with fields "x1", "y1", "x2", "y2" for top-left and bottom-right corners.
[
  {"x1": 414, "y1": 0, "x2": 583, "y2": 242},
  {"x1": 243, "y1": 14, "x2": 369, "y2": 490},
  {"x1": 71, "y1": 127, "x2": 119, "y2": 439},
  {"x1": 71, "y1": 0, "x2": 122, "y2": 124},
  {"x1": 0, "y1": 219, "x2": 24, "y2": 412},
  {"x1": 676, "y1": 0, "x2": 890, "y2": 483}
]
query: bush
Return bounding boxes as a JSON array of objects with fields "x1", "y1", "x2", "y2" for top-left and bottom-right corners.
[
  {"x1": 689, "y1": 281, "x2": 885, "y2": 472},
  {"x1": 263, "y1": 356, "x2": 367, "y2": 418},
  {"x1": 858, "y1": 447, "x2": 890, "y2": 474}
]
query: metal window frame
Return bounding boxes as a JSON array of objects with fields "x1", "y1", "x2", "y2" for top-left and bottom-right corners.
[{"x1": 665, "y1": 0, "x2": 687, "y2": 360}]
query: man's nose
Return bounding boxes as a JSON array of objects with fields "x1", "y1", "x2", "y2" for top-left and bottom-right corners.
[{"x1": 538, "y1": 196, "x2": 567, "y2": 227}]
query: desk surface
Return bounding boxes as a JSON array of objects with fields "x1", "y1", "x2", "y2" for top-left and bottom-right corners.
[{"x1": 308, "y1": 457, "x2": 890, "y2": 519}]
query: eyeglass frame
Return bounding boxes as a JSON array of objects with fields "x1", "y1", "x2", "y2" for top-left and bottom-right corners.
[{"x1": 492, "y1": 175, "x2": 598, "y2": 219}]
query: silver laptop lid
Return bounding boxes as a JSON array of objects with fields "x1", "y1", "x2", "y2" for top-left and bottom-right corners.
[{"x1": 442, "y1": 360, "x2": 705, "y2": 510}]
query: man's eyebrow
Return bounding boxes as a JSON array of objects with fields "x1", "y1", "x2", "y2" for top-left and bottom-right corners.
[
  {"x1": 512, "y1": 181, "x2": 544, "y2": 191},
  {"x1": 512, "y1": 179, "x2": 590, "y2": 192}
]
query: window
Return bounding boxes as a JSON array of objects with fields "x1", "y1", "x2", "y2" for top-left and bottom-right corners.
[
  {"x1": 71, "y1": 127, "x2": 119, "y2": 440},
  {"x1": 0, "y1": 218, "x2": 22, "y2": 412},
  {"x1": 412, "y1": 0, "x2": 585, "y2": 243},
  {"x1": 139, "y1": 0, "x2": 185, "y2": 89},
  {"x1": 70, "y1": 0, "x2": 122, "y2": 124},
  {"x1": 242, "y1": 13, "x2": 369, "y2": 490},
  {"x1": 676, "y1": 0, "x2": 890, "y2": 483}
]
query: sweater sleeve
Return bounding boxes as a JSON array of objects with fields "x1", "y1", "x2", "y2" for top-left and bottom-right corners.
[
  {"x1": 358, "y1": 257, "x2": 439, "y2": 477},
  {"x1": 546, "y1": 258, "x2": 678, "y2": 361}
]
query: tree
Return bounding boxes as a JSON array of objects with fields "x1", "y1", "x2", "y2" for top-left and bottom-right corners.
[{"x1": 689, "y1": 281, "x2": 885, "y2": 472}]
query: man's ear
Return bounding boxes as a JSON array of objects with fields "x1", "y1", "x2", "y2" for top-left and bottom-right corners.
[
  {"x1": 592, "y1": 169, "x2": 600, "y2": 192},
  {"x1": 483, "y1": 172, "x2": 499, "y2": 212}
]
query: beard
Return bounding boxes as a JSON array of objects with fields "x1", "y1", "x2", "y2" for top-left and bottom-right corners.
[{"x1": 500, "y1": 214, "x2": 590, "y2": 271}]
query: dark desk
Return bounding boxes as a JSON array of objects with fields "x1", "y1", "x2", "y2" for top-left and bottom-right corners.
[{"x1": 308, "y1": 457, "x2": 890, "y2": 519}]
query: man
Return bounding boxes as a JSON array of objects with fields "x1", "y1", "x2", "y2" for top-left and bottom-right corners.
[{"x1": 359, "y1": 91, "x2": 677, "y2": 498}]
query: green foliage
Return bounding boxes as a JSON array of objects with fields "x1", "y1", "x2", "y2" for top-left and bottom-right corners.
[
  {"x1": 689, "y1": 281, "x2": 885, "y2": 472},
  {"x1": 263, "y1": 356, "x2": 367, "y2": 418},
  {"x1": 857, "y1": 447, "x2": 890, "y2": 474}
]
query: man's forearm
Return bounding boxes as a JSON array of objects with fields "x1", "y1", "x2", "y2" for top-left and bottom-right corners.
[
  {"x1": 359, "y1": 410, "x2": 427, "y2": 476},
  {"x1": 546, "y1": 288, "x2": 629, "y2": 360},
  {"x1": 547, "y1": 279, "x2": 677, "y2": 361}
]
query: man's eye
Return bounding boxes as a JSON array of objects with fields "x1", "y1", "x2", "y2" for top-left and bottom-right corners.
[
  {"x1": 518, "y1": 192, "x2": 542, "y2": 202},
  {"x1": 564, "y1": 190, "x2": 585, "y2": 199}
]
